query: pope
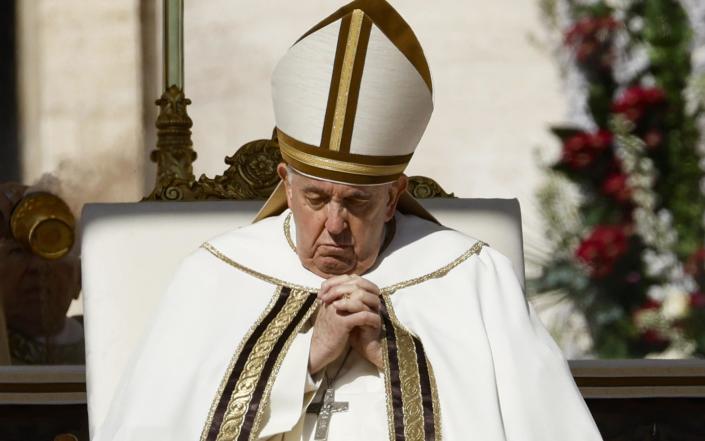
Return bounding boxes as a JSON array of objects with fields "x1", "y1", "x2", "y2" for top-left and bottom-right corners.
[{"x1": 93, "y1": 1, "x2": 603, "y2": 440}]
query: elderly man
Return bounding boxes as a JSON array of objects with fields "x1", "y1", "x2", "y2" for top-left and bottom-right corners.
[{"x1": 94, "y1": 1, "x2": 602, "y2": 440}]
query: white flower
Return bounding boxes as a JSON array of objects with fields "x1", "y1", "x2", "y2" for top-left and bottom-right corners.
[
  {"x1": 661, "y1": 288, "x2": 690, "y2": 320},
  {"x1": 647, "y1": 284, "x2": 668, "y2": 301},
  {"x1": 640, "y1": 74, "x2": 656, "y2": 87},
  {"x1": 628, "y1": 16, "x2": 644, "y2": 32},
  {"x1": 656, "y1": 209, "x2": 673, "y2": 225}
]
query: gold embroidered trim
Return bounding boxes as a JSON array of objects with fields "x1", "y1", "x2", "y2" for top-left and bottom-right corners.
[
  {"x1": 383, "y1": 295, "x2": 443, "y2": 441},
  {"x1": 279, "y1": 139, "x2": 408, "y2": 177},
  {"x1": 218, "y1": 289, "x2": 312, "y2": 440},
  {"x1": 250, "y1": 289, "x2": 318, "y2": 437},
  {"x1": 384, "y1": 295, "x2": 425, "y2": 441},
  {"x1": 200, "y1": 286, "x2": 284, "y2": 441},
  {"x1": 329, "y1": 9, "x2": 364, "y2": 152},
  {"x1": 381, "y1": 240, "x2": 487, "y2": 294},
  {"x1": 278, "y1": 129, "x2": 414, "y2": 165},
  {"x1": 428, "y1": 359, "x2": 443, "y2": 440},
  {"x1": 204, "y1": 287, "x2": 317, "y2": 441},
  {"x1": 283, "y1": 212, "x2": 296, "y2": 253},
  {"x1": 202, "y1": 242, "x2": 319, "y2": 293},
  {"x1": 201, "y1": 239, "x2": 487, "y2": 296}
]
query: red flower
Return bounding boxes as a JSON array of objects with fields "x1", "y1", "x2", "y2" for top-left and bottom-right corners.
[
  {"x1": 632, "y1": 299, "x2": 662, "y2": 320},
  {"x1": 601, "y1": 173, "x2": 632, "y2": 202},
  {"x1": 639, "y1": 329, "x2": 670, "y2": 347},
  {"x1": 565, "y1": 17, "x2": 619, "y2": 45},
  {"x1": 642, "y1": 298, "x2": 662, "y2": 310},
  {"x1": 564, "y1": 17, "x2": 619, "y2": 66},
  {"x1": 690, "y1": 292, "x2": 705, "y2": 309},
  {"x1": 685, "y1": 247, "x2": 705, "y2": 277},
  {"x1": 643, "y1": 129, "x2": 663, "y2": 149},
  {"x1": 575, "y1": 224, "x2": 630, "y2": 277},
  {"x1": 612, "y1": 86, "x2": 667, "y2": 123},
  {"x1": 561, "y1": 130, "x2": 613, "y2": 170}
]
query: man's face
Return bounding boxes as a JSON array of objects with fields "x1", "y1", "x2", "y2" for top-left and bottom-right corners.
[{"x1": 279, "y1": 164, "x2": 407, "y2": 278}]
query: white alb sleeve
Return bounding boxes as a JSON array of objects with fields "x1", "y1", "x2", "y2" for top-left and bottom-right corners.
[{"x1": 257, "y1": 326, "x2": 323, "y2": 439}]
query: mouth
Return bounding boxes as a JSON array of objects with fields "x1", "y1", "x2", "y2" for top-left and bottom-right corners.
[{"x1": 316, "y1": 244, "x2": 353, "y2": 254}]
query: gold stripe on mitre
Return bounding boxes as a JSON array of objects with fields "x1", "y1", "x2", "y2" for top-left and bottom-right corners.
[
  {"x1": 297, "y1": 0, "x2": 432, "y2": 92},
  {"x1": 321, "y1": 8, "x2": 373, "y2": 155},
  {"x1": 329, "y1": 9, "x2": 366, "y2": 152}
]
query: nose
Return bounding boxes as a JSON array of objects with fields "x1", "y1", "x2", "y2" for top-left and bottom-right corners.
[{"x1": 324, "y1": 204, "x2": 348, "y2": 236}]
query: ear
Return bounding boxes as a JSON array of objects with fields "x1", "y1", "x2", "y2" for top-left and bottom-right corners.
[
  {"x1": 384, "y1": 175, "x2": 408, "y2": 221},
  {"x1": 277, "y1": 163, "x2": 293, "y2": 206}
]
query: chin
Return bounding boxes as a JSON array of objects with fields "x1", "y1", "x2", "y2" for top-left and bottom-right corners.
[{"x1": 314, "y1": 256, "x2": 355, "y2": 276}]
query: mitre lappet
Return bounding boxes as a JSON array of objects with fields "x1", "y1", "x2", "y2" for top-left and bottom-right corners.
[{"x1": 256, "y1": 0, "x2": 436, "y2": 222}]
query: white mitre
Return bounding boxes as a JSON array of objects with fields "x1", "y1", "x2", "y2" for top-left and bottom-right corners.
[{"x1": 256, "y1": 0, "x2": 436, "y2": 221}]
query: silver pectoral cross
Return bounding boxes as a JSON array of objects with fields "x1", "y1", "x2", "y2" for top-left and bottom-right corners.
[{"x1": 306, "y1": 387, "x2": 349, "y2": 441}]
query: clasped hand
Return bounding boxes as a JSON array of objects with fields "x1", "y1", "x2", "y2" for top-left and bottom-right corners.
[{"x1": 308, "y1": 275, "x2": 383, "y2": 375}]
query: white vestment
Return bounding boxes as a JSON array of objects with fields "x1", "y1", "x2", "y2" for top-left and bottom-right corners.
[{"x1": 93, "y1": 209, "x2": 602, "y2": 441}]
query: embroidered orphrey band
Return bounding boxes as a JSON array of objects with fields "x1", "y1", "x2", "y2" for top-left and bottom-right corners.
[
  {"x1": 201, "y1": 239, "x2": 486, "y2": 297},
  {"x1": 201, "y1": 286, "x2": 318, "y2": 441},
  {"x1": 381, "y1": 295, "x2": 442, "y2": 441}
]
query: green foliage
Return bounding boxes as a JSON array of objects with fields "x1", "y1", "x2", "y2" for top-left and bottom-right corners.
[{"x1": 533, "y1": 0, "x2": 705, "y2": 358}]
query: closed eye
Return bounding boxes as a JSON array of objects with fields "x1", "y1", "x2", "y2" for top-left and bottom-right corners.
[
  {"x1": 345, "y1": 197, "x2": 370, "y2": 207},
  {"x1": 305, "y1": 194, "x2": 328, "y2": 208}
]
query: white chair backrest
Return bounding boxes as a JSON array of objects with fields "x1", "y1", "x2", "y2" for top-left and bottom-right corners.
[{"x1": 81, "y1": 198, "x2": 524, "y2": 434}]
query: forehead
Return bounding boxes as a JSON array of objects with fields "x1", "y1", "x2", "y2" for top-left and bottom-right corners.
[{"x1": 290, "y1": 171, "x2": 385, "y2": 196}]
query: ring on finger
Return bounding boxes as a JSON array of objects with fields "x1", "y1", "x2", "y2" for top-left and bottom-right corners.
[{"x1": 344, "y1": 292, "x2": 351, "y2": 300}]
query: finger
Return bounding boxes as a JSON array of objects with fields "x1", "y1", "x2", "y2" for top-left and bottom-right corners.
[
  {"x1": 318, "y1": 274, "x2": 353, "y2": 299},
  {"x1": 348, "y1": 276, "x2": 381, "y2": 296},
  {"x1": 329, "y1": 275, "x2": 380, "y2": 297},
  {"x1": 332, "y1": 298, "x2": 372, "y2": 315},
  {"x1": 323, "y1": 288, "x2": 381, "y2": 313},
  {"x1": 321, "y1": 282, "x2": 354, "y2": 304},
  {"x1": 346, "y1": 290, "x2": 381, "y2": 311},
  {"x1": 320, "y1": 282, "x2": 381, "y2": 305},
  {"x1": 342, "y1": 310, "x2": 382, "y2": 330}
]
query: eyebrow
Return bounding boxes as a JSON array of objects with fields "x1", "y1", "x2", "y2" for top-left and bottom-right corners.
[{"x1": 301, "y1": 187, "x2": 371, "y2": 199}]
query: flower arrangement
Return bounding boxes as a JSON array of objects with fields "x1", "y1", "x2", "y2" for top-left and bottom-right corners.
[{"x1": 532, "y1": 0, "x2": 705, "y2": 358}]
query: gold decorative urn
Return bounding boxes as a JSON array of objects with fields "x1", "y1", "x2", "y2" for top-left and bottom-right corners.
[{"x1": 10, "y1": 192, "x2": 76, "y2": 260}]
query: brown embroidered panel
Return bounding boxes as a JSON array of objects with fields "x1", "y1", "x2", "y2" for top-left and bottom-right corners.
[
  {"x1": 381, "y1": 296, "x2": 442, "y2": 441},
  {"x1": 201, "y1": 287, "x2": 318, "y2": 441},
  {"x1": 413, "y1": 337, "x2": 438, "y2": 441},
  {"x1": 381, "y1": 300, "x2": 405, "y2": 441}
]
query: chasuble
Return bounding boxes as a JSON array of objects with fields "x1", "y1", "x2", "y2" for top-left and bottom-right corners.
[{"x1": 93, "y1": 209, "x2": 602, "y2": 441}]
